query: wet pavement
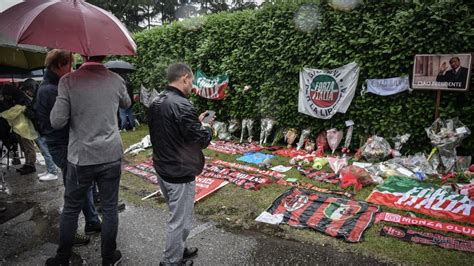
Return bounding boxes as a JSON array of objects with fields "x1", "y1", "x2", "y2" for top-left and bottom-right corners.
[{"x1": 0, "y1": 159, "x2": 386, "y2": 265}]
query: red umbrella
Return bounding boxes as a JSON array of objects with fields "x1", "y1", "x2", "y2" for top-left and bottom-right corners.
[{"x1": 0, "y1": 0, "x2": 137, "y2": 56}]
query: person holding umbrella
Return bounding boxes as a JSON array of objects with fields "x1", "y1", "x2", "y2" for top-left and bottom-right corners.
[
  {"x1": 35, "y1": 49, "x2": 100, "y2": 246},
  {"x1": 47, "y1": 54, "x2": 130, "y2": 266},
  {"x1": 0, "y1": 1, "x2": 137, "y2": 265}
]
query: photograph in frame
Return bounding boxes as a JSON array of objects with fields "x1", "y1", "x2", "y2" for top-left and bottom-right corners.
[{"x1": 412, "y1": 53, "x2": 472, "y2": 91}]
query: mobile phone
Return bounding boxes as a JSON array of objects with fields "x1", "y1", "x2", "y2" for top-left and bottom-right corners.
[{"x1": 202, "y1": 110, "x2": 215, "y2": 124}]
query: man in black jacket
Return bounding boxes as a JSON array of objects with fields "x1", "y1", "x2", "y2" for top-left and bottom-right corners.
[{"x1": 149, "y1": 63, "x2": 213, "y2": 266}]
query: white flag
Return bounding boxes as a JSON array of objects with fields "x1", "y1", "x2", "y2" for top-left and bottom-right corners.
[{"x1": 298, "y1": 62, "x2": 360, "y2": 119}]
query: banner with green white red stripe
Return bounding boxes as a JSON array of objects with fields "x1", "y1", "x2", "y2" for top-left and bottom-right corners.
[
  {"x1": 192, "y1": 69, "x2": 229, "y2": 100},
  {"x1": 367, "y1": 176, "x2": 473, "y2": 224}
]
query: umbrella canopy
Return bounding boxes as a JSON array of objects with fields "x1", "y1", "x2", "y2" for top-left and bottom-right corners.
[
  {"x1": 105, "y1": 60, "x2": 135, "y2": 73},
  {"x1": 0, "y1": 0, "x2": 137, "y2": 56},
  {"x1": 0, "y1": 34, "x2": 47, "y2": 72}
]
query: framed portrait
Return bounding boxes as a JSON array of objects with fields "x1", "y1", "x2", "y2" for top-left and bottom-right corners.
[{"x1": 412, "y1": 53, "x2": 472, "y2": 91}]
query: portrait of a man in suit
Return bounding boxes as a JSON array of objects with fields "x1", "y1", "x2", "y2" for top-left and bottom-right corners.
[{"x1": 436, "y1": 56, "x2": 469, "y2": 89}]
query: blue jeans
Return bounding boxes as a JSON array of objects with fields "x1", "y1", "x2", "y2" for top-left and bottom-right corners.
[
  {"x1": 57, "y1": 160, "x2": 122, "y2": 261},
  {"x1": 119, "y1": 106, "x2": 135, "y2": 130},
  {"x1": 46, "y1": 139, "x2": 99, "y2": 226},
  {"x1": 35, "y1": 136, "x2": 58, "y2": 175}
]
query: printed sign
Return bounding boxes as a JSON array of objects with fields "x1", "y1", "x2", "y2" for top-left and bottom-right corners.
[
  {"x1": 195, "y1": 176, "x2": 228, "y2": 202},
  {"x1": 298, "y1": 62, "x2": 360, "y2": 119},
  {"x1": 412, "y1": 53, "x2": 472, "y2": 91}
]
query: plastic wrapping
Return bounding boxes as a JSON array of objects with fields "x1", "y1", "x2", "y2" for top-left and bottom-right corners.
[
  {"x1": 228, "y1": 119, "x2": 240, "y2": 134},
  {"x1": 389, "y1": 153, "x2": 438, "y2": 178},
  {"x1": 456, "y1": 156, "x2": 472, "y2": 173},
  {"x1": 272, "y1": 128, "x2": 284, "y2": 146},
  {"x1": 315, "y1": 131, "x2": 328, "y2": 157},
  {"x1": 284, "y1": 128, "x2": 299, "y2": 148},
  {"x1": 296, "y1": 128, "x2": 311, "y2": 150},
  {"x1": 259, "y1": 118, "x2": 276, "y2": 145},
  {"x1": 340, "y1": 165, "x2": 374, "y2": 191},
  {"x1": 305, "y1": 140, "x2": 315, "y2": 153},
  {"x1": 258, "y1": 158, "x2": 273, "y2": 169},
  {"x1": 342, "y1": 120, "x2": 354, "y2": 153},
  {"x1": 213, "y1": 122, "x2": 231, "y2": 140},
  {"x1": 240, "y1": 119, "x2": 255, "y2": 143},
  {"x1": 365, "y1": 162, "x2": 417, "y2": 180},
  {"x1": 326, "y1": 128, "x2": 343, "y2": 154},
  {"x1": 392, "y1": 133, "x2": 410, "y2": 157},
  {"x1": 312, "y1": 157, "x2": 328, "y2": 170},
  {"x1": 425, "y1": 118, "x2": 471, "y2": 172},
  {"x1": 327, "y1": 157, "x2": 348, "y2": 174},
  {"x1": 360, "y1": 135, "x2": 392, "y2": 162}
]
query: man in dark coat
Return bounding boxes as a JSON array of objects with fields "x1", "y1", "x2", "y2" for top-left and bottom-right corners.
[{"x1": 149, "y1": 63, "x2": 213, "y2": 266}]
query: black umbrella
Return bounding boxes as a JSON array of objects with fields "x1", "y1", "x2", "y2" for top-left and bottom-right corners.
[
  {"x1": 0, "y1": 34, "x2": 47, "y2": 72},
  {"x1": 104, "y1": 60, "x2": 135, "y2": 73}
]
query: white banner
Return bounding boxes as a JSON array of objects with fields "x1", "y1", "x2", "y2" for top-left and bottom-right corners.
[
  {"x1": 298, "y1": 62, "x2": 359, "y2": 119},
  {"x1": 362, "y1": 76, "x2": 410, "y2": 96}
]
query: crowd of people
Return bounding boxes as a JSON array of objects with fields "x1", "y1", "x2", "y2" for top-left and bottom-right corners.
[{"x1": 0, "y1": 52, "x2": 213, "y2": 265}]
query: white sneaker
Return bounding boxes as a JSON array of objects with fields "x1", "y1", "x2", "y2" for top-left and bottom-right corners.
[
  {"x1": 38, "y1": 171, "x2": 48, "y2": 177},
  {"x1": 39, "y1": 173, "x2": 58, "y2": 181}
]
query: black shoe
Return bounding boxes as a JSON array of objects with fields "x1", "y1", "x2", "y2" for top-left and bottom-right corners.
[
  {"x1": 85, "y1": 222, "x2": 101, "y2": 235},
  {"x1": 159, "y1": 260, "x2": 193, "y2": 266},
  {"x1": 183, "y1": 247, "x2": 198, "y2": 259},
  {"x1": 73, "y1": 233, "x2": 90, "y2": 247},
  {"x1": 45, "y1": 256, "x2": 69, "y2": 266},
  {"x1": 19, "y1": 165, "x2": 36, "y2": 175},
  {"x1": 118, "y1": 202, "x2": 126, "y2": 212},
  {"x1": 16, "y1": 165, "x2": 26, "y2": 172},
  {"x1": 102, "y1": 250, "x2": 122, "y2": 266}
]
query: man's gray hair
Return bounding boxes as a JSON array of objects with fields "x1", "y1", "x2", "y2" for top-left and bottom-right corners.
[{"x1": 166, "y1": 63, "x2": 193, "y2": 83}]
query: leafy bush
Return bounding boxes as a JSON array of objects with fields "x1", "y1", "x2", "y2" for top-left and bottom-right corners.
[{"x1": 131, "y1": 0, "x2": 474, "y2": 154}]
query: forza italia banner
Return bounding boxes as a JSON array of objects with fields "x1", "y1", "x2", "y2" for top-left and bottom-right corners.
[
  {"x1": 192, "y1": 70, "x2": 229, "y2": 100},
  {"x1": 367, "y1": 176, "x2": 473, "y2": 224},
  {"x1": 298, "y1": 62, "x2": 360, "y2": 119},
  {"x1": 256, "y1": 188, "x2": 379, "y2": 242}
]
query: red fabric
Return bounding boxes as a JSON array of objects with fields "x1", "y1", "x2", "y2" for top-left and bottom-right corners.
[
  {"x1": 339, "y1": 166, "x2": 373, "y2": 191},
  {"x1": 376, "y1": 212, "x2": 474, "y2": 238},
  {"x1": 0, "y1": 0, "x2": 136, "y2": 56},
  {"x1": 208, "y1": 141, "x2": 264, "y2": 155},
  {"x1": 273, "y1": 148, "x2": 309, "y2": 158}
]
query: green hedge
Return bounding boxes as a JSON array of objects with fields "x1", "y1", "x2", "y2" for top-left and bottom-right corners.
[{"x1": 131, "y1": 0, "x2": 474, "y2": 154}]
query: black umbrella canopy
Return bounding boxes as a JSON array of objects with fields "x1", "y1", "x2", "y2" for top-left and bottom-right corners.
[
  {"x1": 104, "y1": 60, "x2": 135, "y2": 73},
  {"x1": 0, "y1": 34, "x2": 47, "y2": 72}
]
